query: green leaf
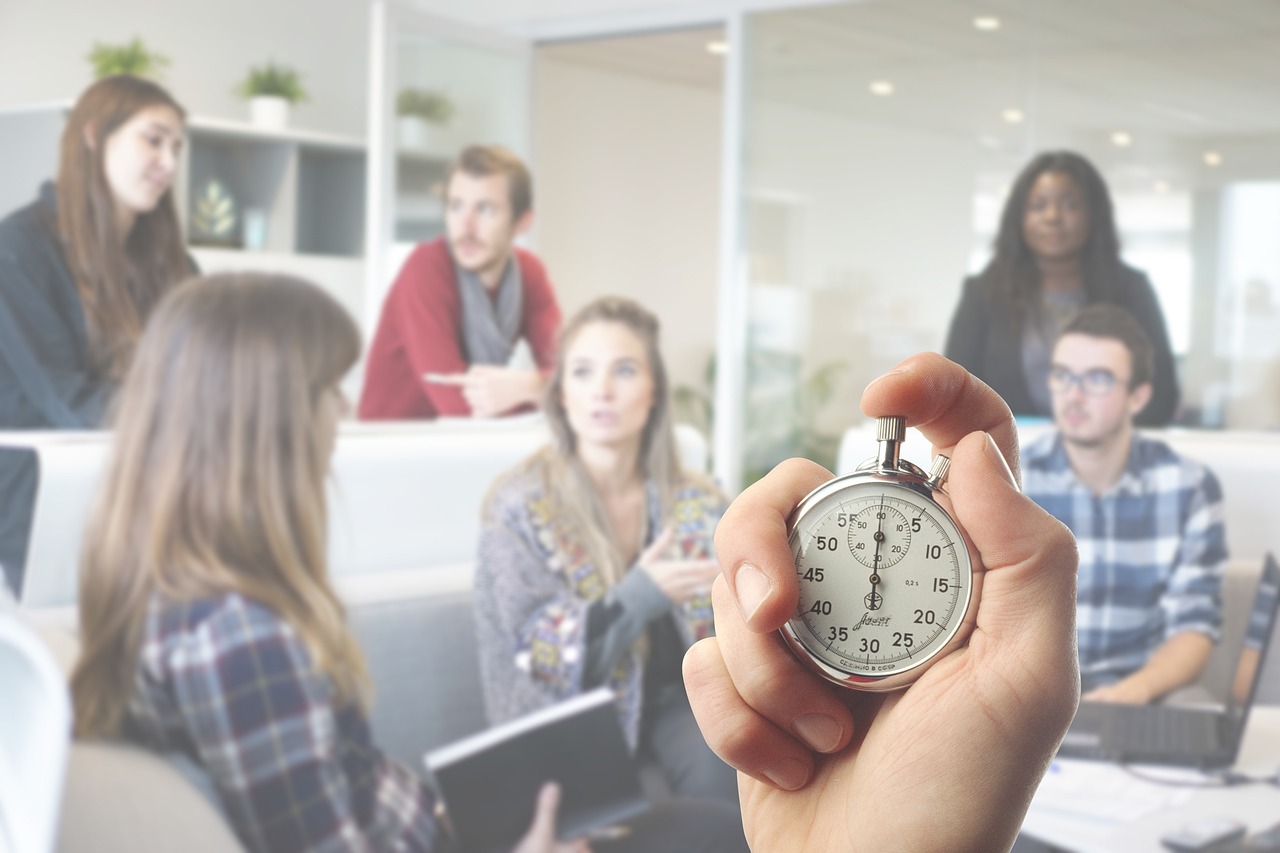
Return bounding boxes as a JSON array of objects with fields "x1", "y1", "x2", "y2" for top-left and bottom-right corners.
[
  {"x1": 87, "y1": 36, "x2": 170, "y2": 81},
  {"x1": 235, "y1": 62, "x2": 308, "y2": 103}
]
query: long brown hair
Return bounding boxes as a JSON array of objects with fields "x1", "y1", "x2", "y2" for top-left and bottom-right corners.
[
  {"x1": 530, "y1": 296, "x2": 694, "y2": 587},
  {"x1": 72, "y1": 273, "x2": 367, "y2": 737},
  {"x1": 57, "y1": 75, "x2": 191, "y2": 381}
]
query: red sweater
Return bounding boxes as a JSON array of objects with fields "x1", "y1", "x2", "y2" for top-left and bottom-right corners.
[{"x1": 358, "y1": 238, "x2": 562, "y2": 420}]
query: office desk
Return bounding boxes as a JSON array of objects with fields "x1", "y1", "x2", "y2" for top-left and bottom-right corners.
[{"x1": 1022, "y1": 707, "x2": 1280, "y2": 851}]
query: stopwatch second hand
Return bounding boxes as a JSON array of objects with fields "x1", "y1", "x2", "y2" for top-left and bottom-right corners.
[
  {"x1": 874, "y1": 496, "x2": 887, "y2": 564},
  {"x1": 865, "y1": 494, "x2": 885, "y2": 607}
]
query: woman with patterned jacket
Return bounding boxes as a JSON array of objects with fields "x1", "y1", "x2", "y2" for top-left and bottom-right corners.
[{"x1": 475, "y1": 296, "x2": 738, "y2": 807}]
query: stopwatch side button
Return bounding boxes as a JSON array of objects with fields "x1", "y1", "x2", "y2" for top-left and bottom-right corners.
[{"x1": 926, "y1": 455, "x2": 951, "y2": 490}]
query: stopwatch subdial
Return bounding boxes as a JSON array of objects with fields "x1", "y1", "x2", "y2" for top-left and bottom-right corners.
[{"x1": 848, "y1": 503, "x2": 911, "y2": 569}]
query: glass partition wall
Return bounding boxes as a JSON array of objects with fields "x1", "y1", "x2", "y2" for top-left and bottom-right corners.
[
  {"x1": 365, "y1": 1, "x2": 530, "y2": 333},
  {"x1": 721, "y1": 0, "x2": 1280, "y2": 489}
]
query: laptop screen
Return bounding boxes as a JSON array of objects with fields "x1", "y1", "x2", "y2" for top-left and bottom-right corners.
[{"x1": 1226, "y1": 552, "x2": 1280, "y2": 729}]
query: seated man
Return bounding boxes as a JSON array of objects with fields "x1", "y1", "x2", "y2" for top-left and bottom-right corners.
[
  {"x1": 359, "y1": 145, "x2": 561, "y2": 420},
  {"x1": 1023, "y1": 304, "x2": 1227, "y2": 703}
]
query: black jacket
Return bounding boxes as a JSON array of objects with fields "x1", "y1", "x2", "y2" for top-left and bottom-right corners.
[
  {"x1": 0, "y1": 182, "x2": 111, "y2": 593},
  {"x1": 0, "y1": 182, "x2": 114, "y2": 430},
  {"x1": 943, "y1": 264, "x2": 1179, "y2": 427}
]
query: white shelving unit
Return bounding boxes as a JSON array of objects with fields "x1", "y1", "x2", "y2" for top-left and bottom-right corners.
[
  {"x1": 0, "y1": 105, "x2": 368, "y2": 378},
  {"x1": 393, "y1": 148, "x2": 448, "y2": 244},
  {"x1": 178, "y1": 116, "x2": 366, "y2": 258},
  {"x1": 0, "y1": 103, "x2": 67, "y2": 217},
  {"x1": 0, "y1": 105, "x2": 367, "y2": 257}
]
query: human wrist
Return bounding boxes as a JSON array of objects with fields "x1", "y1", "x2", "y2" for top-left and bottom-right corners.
[
  {"x1": 523, "y1": 369, "x2": 544, "y2": 406},
  {"x1": 614, "y1": 564, "x2": 672, "y2": 618},
  {"x1": 1120, "y1": 671, "x2": 1157, "y2": 703}
]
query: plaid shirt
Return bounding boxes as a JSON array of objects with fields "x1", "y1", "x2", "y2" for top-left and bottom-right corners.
[
  {"x1": 1023, "y1": 432, "x2": 1227, "y2": 692},
  {"x1": 125, "y1": 592, "x2": 442, "y2": 853}
]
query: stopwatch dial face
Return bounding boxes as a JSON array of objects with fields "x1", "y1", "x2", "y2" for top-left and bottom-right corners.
[
  {"x1": 848, "y1": 504, "x2": 910, "y2": 569},
  {"x1": 787, "y1": 481, "x2": 970, "y2": 680}
]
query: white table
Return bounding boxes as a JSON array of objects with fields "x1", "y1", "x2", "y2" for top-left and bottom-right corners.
[{"x1": 1022, "y1": 706, "x2": 1280, "y2": 851}]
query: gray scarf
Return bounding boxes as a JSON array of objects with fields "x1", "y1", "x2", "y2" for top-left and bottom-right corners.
[{"x1": 456, "y1": 257, "x2": 524, "y2": 365}]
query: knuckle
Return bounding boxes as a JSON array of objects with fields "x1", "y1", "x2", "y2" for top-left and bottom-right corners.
[{"x1": 706, "y1": 715, "x2": 759, "y2": 759}]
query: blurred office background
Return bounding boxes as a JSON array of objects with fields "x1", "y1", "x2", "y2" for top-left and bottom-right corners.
[{"x1": 2, "y1": 0, "x2": 1278, "y2": 490}]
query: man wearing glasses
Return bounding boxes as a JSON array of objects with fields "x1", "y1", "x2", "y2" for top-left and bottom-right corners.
[{"x1": 1023, "y1": 303, "x2": 1226, "y2": 704}]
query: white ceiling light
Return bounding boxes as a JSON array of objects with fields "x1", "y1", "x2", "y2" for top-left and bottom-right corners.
[
  {"x1": 1204, "y1": 151, "x2": 1223, "y2": 166},
  {"x1": 869, "y1": 80, "x2": 894, "y2": 96},
  {"x1": 1111, "y1": 131, "x2": 1132, "y2": 147},
  {"x1": 1002, "y1": 108, "x2": 1024, "y2": 124},
  {"x1": 706, "y1": 40, "x2": 729, "y2": 56},
  {"x1": 974, "y1": 16, "x2": 1001, "y2": 31},
  {"x1": 1154, "y1": 180, "x2": 1170, "y2": 193}
]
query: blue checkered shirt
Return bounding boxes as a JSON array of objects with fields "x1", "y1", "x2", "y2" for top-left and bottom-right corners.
[
  {"x1": 1023, "y1": 432, "x2": 1227, "y2": 692},
  {"x1": 124, "y1": 592, "x2": 443, "y2": 852}
]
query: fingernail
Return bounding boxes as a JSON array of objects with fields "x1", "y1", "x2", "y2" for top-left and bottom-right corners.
[
  {"x1": 733, "y1": 562, "x2": 772, "y2": 625},
  {"x1": 792, "y1": 713, "x2": 842, "y2": 752},
  {"x1": 863, "y1": 363, "x2": 910, "y2": 391},
  {"x1": 763, "y1": 757, "x2": 809, "y2": 791},
  {"x1": 983, "y1": 432, "x2": 1018, "y2": 490}
]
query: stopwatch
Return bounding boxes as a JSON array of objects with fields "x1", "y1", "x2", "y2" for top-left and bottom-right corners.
[{"x1": 780, "y1": 416, "x2": 981, "y2": 691}]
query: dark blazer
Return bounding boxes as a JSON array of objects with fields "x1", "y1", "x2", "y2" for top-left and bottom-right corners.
[
  {"x1": 0, "y1": 182, "x2": 113, "y2": 431},
  {"x1": 943, "y1": 264, "x2": 1179, "y2": 427},
  {"x1": 0, "y1": 183, "x2": 113, "y2": 593}
]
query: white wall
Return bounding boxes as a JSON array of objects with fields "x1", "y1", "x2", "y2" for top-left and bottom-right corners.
[
  {"x1": 743, "y1": 98, "x2": 976, "y2": 438},
  {"x1": 0, "y1": 0, "x2": 369, "y2": 136},
  {"x1": 532, "y1": 57, "x2": 722, "y2": 396}
]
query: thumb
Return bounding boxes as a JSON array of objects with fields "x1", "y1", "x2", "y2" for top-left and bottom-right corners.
[
  {"x1": 640, "y1": 526, "x2": 675, "y2": 564},
  {"x1": 945, "y1": 430, "x2": 1078, "y2": 648},
  {"x1": 519, "y1": 782, "x2": 561, "y2": 851}
]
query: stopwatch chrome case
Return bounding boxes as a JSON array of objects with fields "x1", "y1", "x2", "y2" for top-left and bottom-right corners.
[{"x1": 780, "y1": 416, "x2": 982, "y2": 692}]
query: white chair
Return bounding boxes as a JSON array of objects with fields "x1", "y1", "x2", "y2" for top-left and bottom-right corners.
[
  {"x1": 0, "y1": 614, "x2": 70, "y2": 853},
  {"x1": 55, "y1": 742, "x2": 245, "y2": 853}
]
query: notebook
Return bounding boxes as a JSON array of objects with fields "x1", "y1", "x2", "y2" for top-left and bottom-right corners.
[
  {"x1": 1058, "y1": 552, "x2": 1280, "y2": 768},
  {"x1": 424, "y1": 688, "x2": 649, "y2": 853}
]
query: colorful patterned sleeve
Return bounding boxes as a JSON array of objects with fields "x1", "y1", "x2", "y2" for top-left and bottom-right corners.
[
  {"x1": 671, "y1": 482, "x2": 726, "y2": 641},
  {"x1": 474, "y1": 483, "x2": 595, "y2": 720},
  {"x1": 166, "y1": 597, "x2": 440, "y2": 853}
]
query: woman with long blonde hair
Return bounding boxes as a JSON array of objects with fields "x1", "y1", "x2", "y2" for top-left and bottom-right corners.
[
  {"x1": 475, "y1": 296, "x2": 740, "y2": 812},
  {"x1": 0, "y1": 74, "x2": 194, "y2": 594},
  {"x1": 69, "y1": 273, "x2": 582, "y2": 853}
]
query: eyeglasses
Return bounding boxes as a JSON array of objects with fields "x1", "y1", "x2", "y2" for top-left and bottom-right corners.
[{"x1": 1047, "y1": 366, "x2": 1127, "y2": 396}]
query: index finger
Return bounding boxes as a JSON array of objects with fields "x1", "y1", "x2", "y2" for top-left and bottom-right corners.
[
  {"x1": 860, "y1": 352, "x2": 1019, "y2": 486},
  {"x1": 423, "y1": 372, "x2": 468, "y2": 386},
  {"x1": 641, "y1": 526, "x2": 675, "y2": 563}
]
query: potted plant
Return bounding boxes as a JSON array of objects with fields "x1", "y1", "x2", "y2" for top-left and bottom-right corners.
[
  {"x1": 87, "y1": 37, "x2": 170, "y2": 80},
  {"x1": 674, "y1": 351, "x2": 847, "y2": 484},
  {"x1": 235, "y1": 62, "x2": 307, "y2": 130},
  {"x1": 395, "y1": 88, "x2": 454, "y2": 150}
]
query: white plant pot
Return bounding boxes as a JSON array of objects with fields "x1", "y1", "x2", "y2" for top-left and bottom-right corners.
[
  {"x1": 249, "y1": 96, "x2": 290, "y2": 130},
  {"x1": 397, "y1": 116, "x2": 433, "y2": 151}
]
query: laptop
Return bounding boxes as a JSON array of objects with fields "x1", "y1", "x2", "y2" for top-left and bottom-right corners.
[{"x1": 1058, "y1": 552, "x2": 1280, "y2": 768}]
